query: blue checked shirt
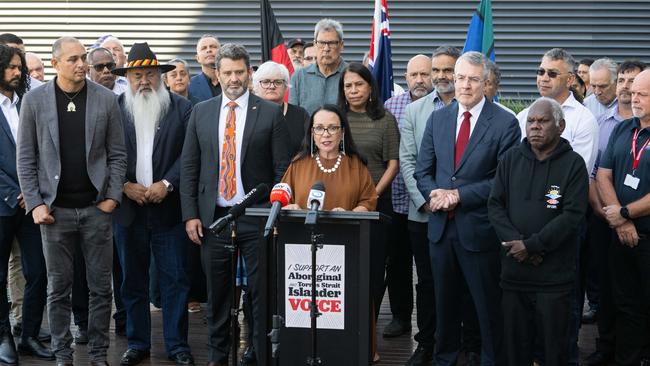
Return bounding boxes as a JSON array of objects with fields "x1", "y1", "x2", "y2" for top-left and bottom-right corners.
[{"x1": 385, "y1": 90, "x2": 447, "y2": 214}]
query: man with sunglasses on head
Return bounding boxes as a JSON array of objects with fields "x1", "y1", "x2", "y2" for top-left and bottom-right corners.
[
  {"x1": 290, "y1": 18, "x2": 347, "y2": 115},
  {"x1": 516, "y1": 47, "x2": 598, "y2": 366},
  {"x1": 88, "y1": 47, "x2": 126, "y2": 95}
]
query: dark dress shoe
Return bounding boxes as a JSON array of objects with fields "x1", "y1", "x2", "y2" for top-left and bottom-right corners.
[
  {"x1": 206, "y1": 362, "x2": 227, "y2": 366},
  {"x1": 120, "y1": 348, "x2": 150, "y2": 366},
  {"x1": 18, "y1": 336, "x2": 55, "y2": 360},
  {"x1": 241, "y1": 346, "x2": 256, "y2": 365},
  {"x1": 90, "y1": 362, "x2": 110, "y2": 366},
  {"x1": 170, "y1": 351, "x2": 195, "y2": 366},
  {"x1": 465, "y1": 351, "x2": 480, "y2": 366},
  {"x1": 405, "y1": 344, "x2": 433, "y2": 366},
  {"x1": 382, "y1": 318, "x2": 412, "y2": 338},
  {"x1": 0, "y1": 332, "x2": 18, "y2": 365},
  {"x1": 11, "y1": 323, "x2": 21, "y2": 338},
  {"x1": 57, "y1": 363, "x2": 74, "y2": 366}
]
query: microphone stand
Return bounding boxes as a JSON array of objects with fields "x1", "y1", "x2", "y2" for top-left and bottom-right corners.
[
  {"x1": 306, "y1": 223, "x2": 324, "y2": 366},
  {"x1": 226, "y1": 221, "x2": 241, "y2": 366},
  {"x1": 267, "y1": 225, "x2": 283, "y2": 366}
]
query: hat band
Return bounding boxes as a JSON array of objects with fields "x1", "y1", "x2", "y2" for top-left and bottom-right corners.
[{"x1": 126, "y1": 58, "x2": 160, "y2": 68}]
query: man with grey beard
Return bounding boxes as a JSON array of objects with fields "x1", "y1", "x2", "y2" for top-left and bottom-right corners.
[{"x1": 111, "y1": 43, "x2": 195, "y2": 366}]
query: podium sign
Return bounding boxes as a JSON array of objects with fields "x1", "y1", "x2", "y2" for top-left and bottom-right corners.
[
  {"x1": 285, "y1": 243, "x2": 345, "y2": 329},
  {"x1": 246, "y1": 208, "x2": 387, "y2": 366}
]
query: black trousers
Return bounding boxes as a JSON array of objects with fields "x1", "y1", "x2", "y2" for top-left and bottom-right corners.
[
  {"x1": 502, "y1": 289, "x2": 571, "y2": 366},
  {"x1": 385, "y1": 211, "x2": 413, "y2": 321},
  {"x1": 588, "y1": 215, "x2": 615, "y2": 356},
  {"x1": 72, "y1": 239, "x2": 126, "y2": 330},
  {"x1": 610, "y1": 235, "x2": 650, "y2": 365},
  {"x1": 0, "y1": 210, "x2": 47, "y2": 339},
  {"x1": 409, "y1": 221, "x2": 435, "y2": 349},
  {"x1": 202, "y1": 207, "x2": 261, "y2": 363}
]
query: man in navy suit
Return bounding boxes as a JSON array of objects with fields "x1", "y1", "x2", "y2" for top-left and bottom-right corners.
[
  {"x1": 111, "y1": 43, "x2": 195, "y2": 366},
  {"x1": 189, "y1": 34, "x2": 221, "y2": 103},
  {"x1": 415, "y1": 51, "x2": 520, "y2": 366},
  {"x1": 0, "y1": 45, "x2": 53, "y2": 364}
]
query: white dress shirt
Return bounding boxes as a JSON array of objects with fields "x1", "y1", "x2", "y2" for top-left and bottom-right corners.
[
  {"x1": 135, "y1": 120, "x2": 155, "y2": 188},
  {"x1": 112, "y1": 81, "x2": 127, "y2": 95},
  {"x1": 517, "y1": 92, "x2": 599, "y2": 172},
  {"x1": 0, "y1": 92, "x2": 20, "y2": 142},
  {"x1": 584, "y1": 94, "x2": 617, "y2": 120},
  {"x1": 456, "y1": 96, "x2": 486, "y2": 139},
  {"x1": 216, "y1": 91, "x2": 249, "y2": 207}
]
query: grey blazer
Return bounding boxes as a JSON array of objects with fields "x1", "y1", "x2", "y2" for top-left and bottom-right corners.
[
  {"x1": 17, "y1": 79, "x2": 127, "y2": 212},
  {"x1": 400, "y1": 91, "x2": 443, "y2": 223}
]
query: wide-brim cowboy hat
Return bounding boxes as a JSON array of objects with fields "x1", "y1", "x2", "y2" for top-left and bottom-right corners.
[{"x1": 111, "y1": 42, "x2": 175, "y2": 76}]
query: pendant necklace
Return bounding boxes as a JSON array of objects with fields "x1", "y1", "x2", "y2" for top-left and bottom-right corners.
[
  {"x1": 315, "y1": 154, "x2": 342, "y2": 174},
  {"x1": 61, "y1": 88, "x2": 82, "y2": 112}
]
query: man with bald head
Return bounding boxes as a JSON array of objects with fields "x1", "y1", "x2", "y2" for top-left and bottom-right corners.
[
  {"x1": 189, "y1": 34, "x2": 221, "y2": 103},
  {"x1": 489, "y1": 97, "x2": 588, "y2": 365},
  {"x1": 17, "y1": 36, "x2": 126, "y2": 366},
  {"x1": 596, "y1": 69, "x2": 650, "y2": 366},
  {"x1": 25, "y1": 52, "x2": 44, "y2": 82},
  {"x1": 382, "y1": 55, "x2": 433, "y2": 349}
]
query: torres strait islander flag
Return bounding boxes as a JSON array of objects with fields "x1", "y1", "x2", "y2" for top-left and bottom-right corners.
[
  {"x1": 368, "y1": 0, "x2": 394, "y2": 103},
  {"x1": 462, "y1": 0, "x2": 496, "y2": 62},
  {"x1": 260, "y1": 0, "x2": 294, "y2": 100}
]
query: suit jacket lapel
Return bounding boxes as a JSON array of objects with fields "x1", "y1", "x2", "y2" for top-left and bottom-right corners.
[
  {"x1": 152, "y1": 93, "x2": 173, "y2": 155},
  {"x1": 85, "y1": 83, "x2": 98, "y2": 159},
  {"x1": 445, "y1": 103, "x2": 458, "y2": 174},
  {"x1": 45, "y1": 81, "x2": 60, "y2": 156},
  {"x1": 455, "y1": 100, "x2": 492, "y2": 172},
  {"x1": 211, "y1": 95, "x2": 223, "y2": 163},
  {"x1": 0, "y1": 107, "x2": 15, "y2": 146},
  {"x1": 240, "y1": 95, "x2": 259, "y2": 165}
]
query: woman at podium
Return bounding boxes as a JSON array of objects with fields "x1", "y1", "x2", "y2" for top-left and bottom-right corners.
[{"x1": 281, "y1": 104, "x2": 377, "y2": 212}]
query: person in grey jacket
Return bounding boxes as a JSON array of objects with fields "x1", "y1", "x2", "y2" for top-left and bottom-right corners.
[{"x1": 16, "y1": 36, "x2": 126, "y2": 366}]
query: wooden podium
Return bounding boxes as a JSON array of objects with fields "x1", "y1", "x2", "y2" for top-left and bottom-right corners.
[{"x1": 246, "y1": 208, "x2": 388, "y2": 366}]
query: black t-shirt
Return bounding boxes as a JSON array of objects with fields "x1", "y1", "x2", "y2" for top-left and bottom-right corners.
[
  {"x1": 203, "y1": 72, "x2": 222, "y2": 97},
  {"x1": 53, "y1": 80, "x2": 98, "y2": 208}
]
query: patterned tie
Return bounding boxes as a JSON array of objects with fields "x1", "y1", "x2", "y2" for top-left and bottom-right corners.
[
  {"x1": 219, "y1": 101, "x2": 238, "y2": 200},
  {"x1": 455, "y1": 111, "x2": 471, "y2": 169}
]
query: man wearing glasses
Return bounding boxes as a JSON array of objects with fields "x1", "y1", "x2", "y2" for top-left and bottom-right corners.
[
  {"x1": 289, "y1": 18, "x2": 347, "y2": 115},
  {"x1": 87, "y1": 47, "x2": 125, "y2": 95},
  {"x1": 516, "y1": 48, "x2": 598, "y2": 366}
]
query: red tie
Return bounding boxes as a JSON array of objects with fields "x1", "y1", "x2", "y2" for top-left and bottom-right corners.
[
  {"x1": 219, "y1": 101, "x2": 238, "y2": 200},
  {"x1": 455, "y1": 111, "x2": 471, "y2": 169}
]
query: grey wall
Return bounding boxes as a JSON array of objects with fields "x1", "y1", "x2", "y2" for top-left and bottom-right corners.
[{"x1": 3, "y1": 0, "x2": 650, "y2": 100}]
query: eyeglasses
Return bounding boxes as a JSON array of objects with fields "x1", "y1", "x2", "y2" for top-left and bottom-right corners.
[
  {"x1": 315, "y1": 40, "x2": 340, "y2": 49},
  {"x1": 455, "y1": 74, "x2": 483, "y2": 85},
  {"x1": 313, "y1": 125, "x2": 342, "y2": 135},
  {"x1": 536, "y1": 68, "x2": 569, "y2": 79},
  {"x1": 259, "y1": 79, "x2": 285, "y2": 88},
  {"x1": 89, "y1": 62, "x2": 116, "y2": 72}
]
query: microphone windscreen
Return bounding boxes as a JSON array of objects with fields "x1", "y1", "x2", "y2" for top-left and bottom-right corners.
[
  {"x1": 311, "y1": 181, "x2": 325, "y2": 192},
  {"x1": 270, "y1": 183, "x2": 292, "y2": 206},
  {"x1": 228, "y1": 183, "x2": 270, "y2": 217}
]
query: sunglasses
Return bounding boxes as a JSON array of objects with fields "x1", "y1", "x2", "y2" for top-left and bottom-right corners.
[
  {"x1": 90, "y1": 62, "x2": 116, "y2": 72},
  {"x1": 536, "y1": 68, "x2": 569, "y2": 79}
]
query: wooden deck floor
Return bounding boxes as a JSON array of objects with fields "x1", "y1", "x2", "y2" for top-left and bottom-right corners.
[{"x1": 18, "y1": 299, "x2": 598, "y2": 365}]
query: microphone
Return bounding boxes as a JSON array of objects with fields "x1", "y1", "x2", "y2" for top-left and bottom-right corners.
[
  {"x1": 304, "y1": 181, "x2": 326, "y2": 226},
  {"x1": 263, "y1": 183, "x2": 292, "y2": 237},
  {"x1": 209, "y1": 183, "x2": 270, "y2": 235}
]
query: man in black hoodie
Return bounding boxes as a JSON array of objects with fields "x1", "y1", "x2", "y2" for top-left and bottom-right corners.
[{"x1": 488, "y1": 97, "x2": 589, "y2": 366}]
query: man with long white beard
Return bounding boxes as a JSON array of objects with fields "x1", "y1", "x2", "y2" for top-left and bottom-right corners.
[{"x1": 111, "y1": 43, "x2": 195, "y2": 366}]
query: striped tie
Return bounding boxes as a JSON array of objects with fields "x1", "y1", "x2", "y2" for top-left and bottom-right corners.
[{"x1": 219, "y1": 101, "x2": 238, "y2": 200}]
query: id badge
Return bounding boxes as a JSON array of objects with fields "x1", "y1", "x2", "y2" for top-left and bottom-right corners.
[{"x1": 624, "y1": 173, "x2": 640, "y2": 190}]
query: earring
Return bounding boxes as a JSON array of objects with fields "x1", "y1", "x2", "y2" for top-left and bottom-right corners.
[
  {"x1": 311, "y1": 137, "x2": 315, "y2": 156},
  {"x1": 340, "y1": 135, "x2": 346, "y2": 155},
  {"x1": 369, "y1": 96, "x2": 373, "y2": 102}
]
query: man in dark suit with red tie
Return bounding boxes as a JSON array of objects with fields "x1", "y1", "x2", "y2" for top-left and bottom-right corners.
[
  {"x1": 414, "y1": 51, "x2": 520, "y2": 366},
  {"x1": 180, "y1": 43, "x2": 291, "y2": 366}
]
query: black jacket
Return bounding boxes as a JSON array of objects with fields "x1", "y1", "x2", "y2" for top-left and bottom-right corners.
[{"x1": 488, "y1": 138, "x2": 588, "y2": 291}]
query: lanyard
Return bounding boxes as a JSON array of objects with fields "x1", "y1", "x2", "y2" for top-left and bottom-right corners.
[{"x1": 632, "y1": 128, "x2": 650, "y2": 173}]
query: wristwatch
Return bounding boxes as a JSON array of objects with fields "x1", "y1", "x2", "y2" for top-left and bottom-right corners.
[
  {"x1": 620, "y1": 206, "x2": 631, "y2": 219},
  {"x1": 162, "y1": 179, "x2": 174, "y2": 192}
]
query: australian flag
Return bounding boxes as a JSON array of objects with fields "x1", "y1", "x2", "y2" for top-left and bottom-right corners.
[
  {"x1": 462, "y1": 0, "x2": 495, "y2": 61},
  {"x1": 368, "y1": 0, "x2": 394, "y2": 103}
]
